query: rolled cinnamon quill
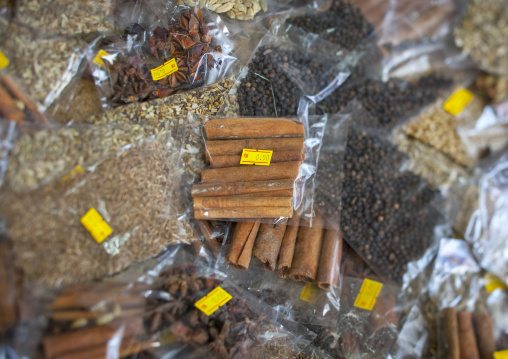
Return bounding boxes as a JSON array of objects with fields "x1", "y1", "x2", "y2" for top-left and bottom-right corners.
[
  {"x1": 205, "y1": 118, "x2": 305, "y2": 139},
  {"x1": 457, "y1": 311, "x2": 480, "y2": 359},
  {"x1": 253, "y1": 222, "x2": 288, "y2": 271},
  {"x1": 233, "y1": 189, "x2": 293, "y2": 197},
  {"x1": 0, "y1": 83, "x2": 24, "y2": 122},
  {"x1": 316, "y1": 228, "x2": 343, "y2": 290},
  {"x1": 57, "y1": 338, "x2": 158, "y2": 359},
  {"x1": 1, "y1": 75, "x2": 49, "y2": 124},
  {"x1": 473, "y1": 314, "x2": 496, "y2": 359},
  {"x1": 196, "y1": 220, "x2": 221, "y2": 255},
  {"x1": 278, "y1": 214, "x2": 301, "y2": 278},
  {"x1": 210, "y1": 151, "x2": 304, "y2": 168},
  {"x1": 201, "y1": 161, "x2": 301, "y2": 184},
  {"x1": 191, "y1": 179, "x2": 294, "y2": 197},
  {"x1": 194, "y1": 206, "x2": 293, "y2": 219},
  {"x1": 442, "y1": 307, "x2": 460, "y2": 359},
  {"x1": 289, "y1": 213, "x2": 325, "y2": 283},
  {"x1": 193, "y1": 196, "x2": 292, "y2": 209},
  {"x1": 206, "y1": 137, "x2": 304, "y2": 158},
  {"x1": 226, "y1": 221, "x2": 261, "y2": 270}
]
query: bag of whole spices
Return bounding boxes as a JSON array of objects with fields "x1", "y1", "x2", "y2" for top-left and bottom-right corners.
[
  {"x1": 315, "y1": 103, "x2": 444, "y2": 284},
  {"x1": 29, "y1": 246, "x2": 317, "y2": 359},
  {"x1": 88, "y1": 6, "x2": 237, "y2": 108}
]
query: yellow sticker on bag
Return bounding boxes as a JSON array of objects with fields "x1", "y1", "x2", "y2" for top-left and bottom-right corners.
[
  {"x1": 93, "y1": 49, "x2": 111, "y2": 68},
  {"x1": 239, "y1": 149, "x2": 273, "y2": 166},
  {"x1": 300, "y1": 284, "x2": 320, "y2": 303},
  {"x1": 354, "y1": 278, "x2": 383, "y2": 310},
  {"x1": 494, "y1": 350, "x2": 508, "y2": 359},
  {"x1": 443, "y1": 88, "x2": 474, "y2": 116},
  {"x1": 485, "y1": 273, "x2": 508, "y2": 293},
  {"x1": 62, "y1": 165, "x2": 84, "y2": 181},
  {"x1": 195, "y1": 286, "x2": 232, "y2": 316},
  {"x1": 151, "y1": 58, "x2": 178, "y2": 81},
  {"x1": 0, "y1": 50, "x2": 9, "y2": 70},
  {"x1": 80, "y1": 208, "x2": 113, "y2": 244}
]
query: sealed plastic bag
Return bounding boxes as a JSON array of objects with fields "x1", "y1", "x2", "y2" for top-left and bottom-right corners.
[{"x1": 88, "y1": 6, "x2": 237, "y2": 108}]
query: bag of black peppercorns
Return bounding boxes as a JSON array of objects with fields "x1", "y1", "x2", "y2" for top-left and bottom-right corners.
[{"x1": 314, "y1": 103, "x2": 445, "y2": 284}]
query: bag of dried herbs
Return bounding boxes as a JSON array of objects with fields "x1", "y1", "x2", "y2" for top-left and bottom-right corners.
[
  {"x1": 0, "y1": 120, "x2": 192, "y2": 288},
  {"x1": 88, "y1": 6, "x2": 237, "y2": 108}
]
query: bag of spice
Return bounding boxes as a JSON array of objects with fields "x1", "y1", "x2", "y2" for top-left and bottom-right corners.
[
  {"x1": 87, "y1": 6, "x2": 238, "y2": 108},
  {"x1": 27, "y1": 246, "x2": 317, "y2": 359}
]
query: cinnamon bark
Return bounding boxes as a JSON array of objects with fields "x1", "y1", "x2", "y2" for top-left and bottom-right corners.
[
  {"x1": 205, "y1": 137, "x2": 304, "y2": 158},
  {"x1": 194, "y1": 206, "x2": 293, "y2": 219},
  {"x1": 225, "y1": 221, "x2": 261, "y2": 270},
  {"x1": 316, "y1": 228, "x2": 343, "y2": 290},
  {"x1": 193, "y1": 196, "x2": 293, "y2": 209},
  {"x1": 473, "y1": 314, "x2": 496, "y2": 359},
  {"x1": 196, "y1": 220, "x2": 221, "y2": 255},
  {"x1": 205, "y1": 118, "x2": 305, "y2": 139},
  {"x1": 289, "y1": 214, "x2": 325, "y2": 283},
  {"x1": 51, "y1": 308, "x2": 144, "y2": 321},
  {"x1": 201, "y1": 161, "x2": 301, "y2": 184},
  {"x1": 278, "y1": 214, "x2": 301, "y2": 278},
  {"x1": 210, "y1": 151, "x2": 304, "y2": 168},
  {"x1": 191, "y1": 179, "x2": 294, "y2": 197},
  {"x1": 1, "y1": 75, "x2": 49, "y2": 124},
  {"x1": 51, "y1": 291, "x2": 145, "y2": 310},
  {"x1": 457, "y1": 311, "x2": 480, "y2": 359},
  {"x1": 43, "y1": 317, "x2": 145, "y2": 358},
  {"x1": 0, "y1": 239, "x2": 17, "y2": 334},
  {"x1": 442, "y1": 307, "x2": 460, "y2": 359},
  {"x1": 233, "y1": 189, "x2": 294, "y2": 197},
  {"x1": 0, "y1": 82, "x2": 24, "y2": 122},
  {"x1": 57, "y1": 338, "x2": 158, "y2": 359},
  {"x1": 253, "y1": 222, "x2": 288, "y2": 271}
]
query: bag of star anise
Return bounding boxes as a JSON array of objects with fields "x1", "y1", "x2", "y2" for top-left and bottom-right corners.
[{"x1": 87, "y1": 6, "x2": 237, "y2": 109}]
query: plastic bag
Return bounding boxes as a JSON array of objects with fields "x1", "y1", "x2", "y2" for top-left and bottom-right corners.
[
  {"x1": 0, "y1": 120, "x2": 187, "y2": 288},
  {"x1": 88, "y1": 6, "x2": 237, "y2": 108},
  {"x1": 315, "y1": 103, "x2": 444, "y2": 283}
]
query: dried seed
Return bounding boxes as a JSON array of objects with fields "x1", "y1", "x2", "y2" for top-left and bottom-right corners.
[
  {"x1": 259, "y1": 0, "x2": 267, "y2": 11},
  {"x1": 226, "y1": 9, "x2": 236, "y2": 18},
  {"x1": 215, "y1": 2, "x2": 235, "y2": 12},
  {"x1": 233, "y1": 3, "x2": 247, "y2": 12}
]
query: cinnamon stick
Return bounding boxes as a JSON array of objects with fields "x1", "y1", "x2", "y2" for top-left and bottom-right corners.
[
  {"x1": 201, "y1": 161, "x2": 301, "y2": 184},
  {"x1": 51, "y1": 308, "x2": 144, "y2": 321},
  {"x1": 205, "y1": 137, "x2": 304, "y2": 158},
  {"x1": 205, "y1": 118, "x2": 305, "y2": 139},
  {"x1": 289, "y1": 214, "x2": 325, "y2": 283},
  {"x1": 193, "y1": 196, "x2": 292, "y2": 209},
  {"x1": 51, "y1": 292, "x2": 145, "y2": 310},
  {"x1": 56, "y1": 338, "x2": 158, "y2": 359},
  {"x1": 316, "y1": 228, "x2": 343, "y2": 290},
  {"x1": 442, "y1": 307, "x2": 460, "y2": 359},
  {"x1": 210, "y1": 151, "x2": 304, "y2": 168},
  {"x1": 0, "y1": 239, "x2": 17, "y2": 334},
  {"x1": 225, "y1": 221, "x2": 261, "y2": 270},
  {"x1": 191, "y1": 179, "x2": 294, "y2": 197},
  {"x1": 196, "y1": 220, "x2": 221, "y2": 255},
  {"x1": 0, "y1": 82, "x2": 24, "y2": 122},
  {"x1": 232, "y1": 189, "x2": 294, "y2": 197},
  {"x1": 278, "y1": 214, "x2": 301, "y2": 278},
  {"x1": 253, "y1": 222, "x2": 288, "y2": 271},
  {"x1": 194, "y1": 206, "x2": 293, "y2": 219},
  {"x1": 1, "y1": 75, "x2": 49, "y2": 124},
  {"x1": 43, "y1": 317, "x2": 145, "y2": 358},
  {"x1": 473, "y1": 314, "x2": 496, "y2": 359},
  {"x1": 457, "y1": 311, "x2": 480, "y2": 359}
]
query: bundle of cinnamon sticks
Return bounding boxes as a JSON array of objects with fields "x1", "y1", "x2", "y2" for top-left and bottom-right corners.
[
  {"x1": 0, "y1": 75, "x2": 49, "y2": 127},
  {"x1": 441, "y1": 308, "x2": 496, "y2": 359},
  {"x1": 192, "y1": 118, "x2": 305, "y2": 220}
]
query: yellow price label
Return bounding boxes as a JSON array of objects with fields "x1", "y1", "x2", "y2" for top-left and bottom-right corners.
[
  {"x1": 354, "y1": 278, "x2": 383, "y2": 311},
  {"x1": 151, "y1": 58, "x2": 178, "y2": 81},
  {"x1": 62, "y1": 165, "x2": 84, "y2": 182},
  {"x1": 80, "y1": 208, "x2": 113, "y2": 244},
  {"x1": 300, "y1": 284, "x2": 320, "y2": 303},
  {"x1": 239, "y1": 149, "x2": 273, "y2": 166},
  {"x1": 0, "y1": 50, "x2": 8, "y2": 70},
  {"x1": 93, "y1": 49, "x2": 111, "y2": 68},
  {"x1": 485, "y1": 273, "x2": 508, "y2": 293},
  {"x1": 443, "y1": 88, "x2": 474, "y2": 116},
  {"x1": 195, "y1": 286, "x2": 232, "y2": 316},
  {"x1": 494, "y1": 350, "x2": 508, "y2": 359}
]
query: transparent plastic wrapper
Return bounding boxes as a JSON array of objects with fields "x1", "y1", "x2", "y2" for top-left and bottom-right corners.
[
  {"x1": 466, "y1": 157, "x2": 508, "y2": 286},
  {"x1": 486, "y1": 288, "x2": 508, "y2": 351},
  {"x1": 0, "y1": 120, "x2": 187, "y2": 288},
  {"x1": 88, "y1": 6, "x2": 237, "y2": 108},
  {"x1": 17, "y1": 246, "x2": 316, "y2": 359}
]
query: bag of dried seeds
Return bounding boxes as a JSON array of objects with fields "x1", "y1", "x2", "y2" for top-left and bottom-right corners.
[
  {"x1": 87, "y1": 6, "x2": 238, "y2": 109},
  {"x1": 0, "y1": 119, "x2": 191, "y2": 288}
]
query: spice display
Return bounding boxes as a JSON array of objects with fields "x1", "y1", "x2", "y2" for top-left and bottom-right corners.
[
  {"x1": 101, "y1": 7, "x2": 226, "y2": 105},
  {"x1": 286, "y1": 0, "x2": 373, "y2": 50},
  {"x1": 179, "y1": 0, "x2": 267, "y2": 20},
  {"x1": 454, "y1": 0, "x2": 508, "y2": 76},
  {"x1": 320, "y1": 75, "x2": 452, "y2": 129}
]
